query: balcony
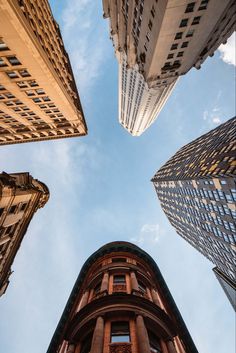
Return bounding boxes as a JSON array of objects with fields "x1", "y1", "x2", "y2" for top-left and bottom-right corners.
[{"x1": 109, "y1": 343, "x2": 132, "y2": 353}]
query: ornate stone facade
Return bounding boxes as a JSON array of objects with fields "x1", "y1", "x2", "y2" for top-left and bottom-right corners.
[
  {"x1": 0, "y1": 0, "x2": 87, "y2": 145},
  {"x1": 0, "y1": 171, "x2": 49, "y2": 296},
  {"x1": 47, "y1": 241, "x2": 198, "y2": 353}
]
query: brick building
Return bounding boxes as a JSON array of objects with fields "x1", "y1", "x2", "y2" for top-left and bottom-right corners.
[{"x1": 48, "y1": 241, "x2": 198, "y2": 353}]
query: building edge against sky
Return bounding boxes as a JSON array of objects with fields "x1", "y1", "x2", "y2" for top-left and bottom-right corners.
[
  {"x1": 103, "y1": 0, "x2": 235, "y2": 136},
  {"x1": 152, "y1": 117, "x2": 236, "y2": 310},
  {"x1": 0, "y1": 0, "x2": 87, "y2": 145},
  {"x1": 0, "y1": 171, "x2": 49, "y2": 296},
  {"x1": 47, "y1": 241, "x2": 198, "y2": 353}
]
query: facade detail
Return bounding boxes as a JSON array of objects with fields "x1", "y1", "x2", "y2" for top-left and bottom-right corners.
[
  {"x1": 0, "y1": 171, "x2": 49, "y2": 296},
  {"x1": 0, "y1": 0, "x2": 87, "y2": 145},
  {"x1": 48, "y1": 241, "x2": 198, "y2": 353},
  {"x1": 152, "y1": 117, "x2": 236, "y2": 309},
  {"x1": 103, "y1": 0, "x2": 235, "y2": 135}
]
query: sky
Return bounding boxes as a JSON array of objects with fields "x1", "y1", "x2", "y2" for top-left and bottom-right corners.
[{"x1": 0, "y1": 1, "x2": 235, "y2": 352}]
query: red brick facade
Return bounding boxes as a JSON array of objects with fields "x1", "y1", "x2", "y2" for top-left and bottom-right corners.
[{"x1": 48, "y1": 242, "x2": 198, "y2": 353}]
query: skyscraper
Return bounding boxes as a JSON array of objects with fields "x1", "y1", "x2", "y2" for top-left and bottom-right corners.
[
  {"x1": 0, "y1": 171, "x2": 49, "y2": 296},
  {"x1": 48, "y1": 241, "x2": 198, "y2": 353},
  {"x1": 103, "y1": 0, "x2": 235, "y2": 135},
  {"x1": 0, "y1": 0, "x2": 87, "y2": 145},
  {"x1": 152, "y1": 117, "x2": 236, "y2": 309}
]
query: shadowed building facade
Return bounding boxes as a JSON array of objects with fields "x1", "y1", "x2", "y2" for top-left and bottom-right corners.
[
  {"x1": 0, "y1": 172, "x2": 49, "y2": 296},
  {"x1": 152, "y1": 117, "x2": 236, "y2": 310},
  {"x1": 47, "y1": 241, "x2": 198, "y2": 353},
  {"x1": 0, "y1": 0, "x2": 87, "y2": 145},
  {"x1": 103, "y1": 0, "x2": 235, "y2": 135}
]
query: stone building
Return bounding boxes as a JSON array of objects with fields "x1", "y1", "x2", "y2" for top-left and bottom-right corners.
[
  {"x1": 0, "y1": 0, "x2": 87, "y2": 145},
  {"x1": 0, "y1": 171, "x2": 49, "y2": 296},
  {"x1": 48, "y1": 241, "x2": 198, "y2": 353},
  {"x1": 103, "y1": 0, "x2": 235, "y2": 135},
  {"x1": 152, "y1": 117, "x2": 236, "y2": 310}
]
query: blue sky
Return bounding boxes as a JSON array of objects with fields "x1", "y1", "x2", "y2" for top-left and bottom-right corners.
[{"x1": 0, "y1": 1, "x2": 235, "y2": 352}]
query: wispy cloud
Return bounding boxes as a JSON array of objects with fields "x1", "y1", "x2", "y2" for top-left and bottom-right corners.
[
  {"x1": 130, "y1": 223, "x2": 161, "y2": 245},
  {"x1": 218, "y1": 32, "x2": 236, "y2": 67},
  {"x1": 61, "y1": 0, "x2": 111, "y2": 95}
]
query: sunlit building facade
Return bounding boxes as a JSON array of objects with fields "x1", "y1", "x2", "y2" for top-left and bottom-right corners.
[
  {"x1": 0, "y1": 0, "x2": 87, "y2": 145},
  {"x1": 0, "y1": 171, "x2": 49, "y2": 296},
  {"x1": 48, "y1": 241, "x2": 198, "y2": 353},
  {"x1": 103, "y1": 0, "x2": 235, "y2": 135},
  {"x1": 152, "y1": 117, "x2": 236, "y2": 309}
]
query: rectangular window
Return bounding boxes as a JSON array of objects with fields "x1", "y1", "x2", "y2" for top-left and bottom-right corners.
[
  {"x1": 171, "y1": 43, "x2": 178, "y2": 50},
  {"x1": 151, "y1": 6, "x2": 155, "y2": 18},
  {"x1": 177, "y1": 51, "x2": 184, "y2": 57},
  {"x1": 7, "y1": 56, "x2": 21, "y2": 66},
  {"x1": 7, "y1": 71, "x2": 19, "y2": 79},
  {"x1": 185, "y1": 2, "x2": 196, "y2": 13},
  {"x1": 179, "y1": 18, "x2": 188, "y2": 27},
  {"x1": 0, "y1": 39, "x2": 9, "y2": 51},
  {"x1": 0, "y1": 58, "x2": 7, "y2": 67},
  {"x1": 167, "y1": 53, "x2": 174, "y2": 59},
  {"x1": 199, "y1": 0, "x2": 209, "y2": 10},
  {"x1": 113, "y1": 275, "x2": 126, "y2": 284},
  {"x1": 181, "y1": 41, "x2": 189, "y2": 48},
  {"x1": 112, "y1": 258, "x2": 126, "y2": 263},
  {"x1": 186, "y1": 29, "x2": 194, "y2": 37},
  {"x1": 175, "y1": 32, "x2": 183, "y2": 40},
  {"x1": 111, "y1": 322, "x2": 130, "y2": 343},
  {"x1": 19, "y1": 69, "x2": 30, "y2": 77},
  {"x1": 192, "y1": 16, "x2": 201, "y2": 25}
]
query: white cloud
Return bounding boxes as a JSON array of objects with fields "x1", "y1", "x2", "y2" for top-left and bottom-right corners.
[
  {"x1": 218, "y1": 32, "x2": 236, "y2": 66},
  {"x1": 202, "y1": 109, "x2": 222, "y2": 126},
  {"x1": 61, "y1": 0, "x2": 111, "y2": 95},
  {"x1": 130, "y1": 223, "x2": 160, "y2": 245}
]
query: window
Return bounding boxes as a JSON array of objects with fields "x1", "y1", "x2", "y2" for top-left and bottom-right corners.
[
  {"x1": 192, "y1": 16, "x2": 201, "y2": 25},
  {"x1": 7, "y1": 56, "x2": 21, "y2": 66},
  {"x1": 7, "y1": 71, "x2": 19, "y2": 79},
  {"x1": 19, "y1": 69, "x2": 30, "y2": 77},
  {"x1": 199, "y1": 0, "x2": 209, "y2": 10},
  {"x1": 186, "y1": 29, "x2": 194, "y2": 37},
  {"x1": 0, "y1": 58, "x2": 7, "y2": 67},
  {"x1": 111, "y1": 322, "x2": 130, "y2": 343},
  {"x1": 9, "y1": 205, "x2": 17, "y2": 214},
  {"x1": 112, "y1": 258, "x2": 126, "y2": 263},
  {"x1": 148, "y1": 20, "x2": 153, "y2": 30},
  {"x1": 0, "y1": 39, "x2": 9, "y2": 51},
  {"x1": 185, "y1": 2, "x2": 195, "y2": 13},
  {"x1": 151, "y1": 6, "x2": 155, "y2": 18},
  {"x1": 175, "y1": 32, "x2": 183, "y2": 40},
  {"x1": 93, "y1": 281, "x2": 101, "y2": 295},
  {"x1": 181, "y1": 42, "x2": 189, "y2": 49},
  {"x1": 167, "y1": 53, "x2": 174, "y2": 59},
  {"x1": 179, "y1": 18, "x2": 188, "y2": 27},
  {"x1": 171, "y1": 43, "x2": 178, "y2": 50},
  {"x1": 113, "y1": 275, "x2": 126, "y2": 284},
  {"x1": 138, "y1": 281, "x2": 147, "y2": 293},
  {"x1": 149, "y1": 331, "x2": 162, "y2": 353},
  {"x1": 177, "y1": 51, "x2": 184, "y2": 57}
]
